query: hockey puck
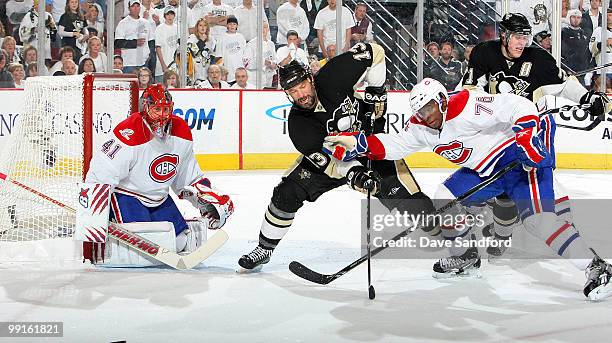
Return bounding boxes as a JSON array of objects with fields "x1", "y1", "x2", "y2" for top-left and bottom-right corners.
[{"x1": 368, "y1": 285, "x2": 376, "y2": 300}]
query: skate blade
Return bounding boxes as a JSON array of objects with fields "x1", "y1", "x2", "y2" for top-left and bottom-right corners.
[
  {"x1": 587, "y1": 283, "x2": 612, "y2": 301},
  {"x1": 236, "y1": 265, "x2": 264, "y2": 274},
  {"x1": 433, "y1": 269, "x2": 482, "y2": 279}
]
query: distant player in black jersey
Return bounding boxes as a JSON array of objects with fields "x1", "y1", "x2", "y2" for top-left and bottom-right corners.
[
  {"x1": 460, "y1": 13, "x2": 610, "y2": 264},
  {"x1": 238, "y1": 43, "x2": 434, "y2": 270}
]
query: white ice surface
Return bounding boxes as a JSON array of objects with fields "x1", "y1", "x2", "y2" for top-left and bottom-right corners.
[{"x1": 2, "y1": 169, "x2": 612, "y2": 343}]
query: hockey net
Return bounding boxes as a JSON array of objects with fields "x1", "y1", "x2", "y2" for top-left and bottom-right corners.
[{"x1": 0, "y1": 74, "x2": 138, "y2": 262}]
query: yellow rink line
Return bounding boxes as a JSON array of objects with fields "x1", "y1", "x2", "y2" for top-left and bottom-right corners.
[{"x1": 194, "y1": 152, "x2": 612, "y2": 171}]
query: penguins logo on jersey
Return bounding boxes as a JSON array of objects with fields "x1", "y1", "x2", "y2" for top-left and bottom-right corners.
[
  {"x1": 489, "y1": 71, "x2": 530, "y2": 97},
  {"x1": 149, "y1": 154, "x2": 179, "y2": 183},
  {"x1": 433, "y1": 141, "x2": 472, "y2": 164},
  {"x1": 326, "y1": 96, "x2": 362, "y2": 133}
]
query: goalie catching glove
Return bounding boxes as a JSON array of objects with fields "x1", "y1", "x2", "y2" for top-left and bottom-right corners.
[{"x1": 178, "y1": 178, "x2": 234, "y2": 230}]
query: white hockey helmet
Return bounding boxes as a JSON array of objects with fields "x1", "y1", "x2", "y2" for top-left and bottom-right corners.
[{"x1": 410, "y1": 78, "x2": 449, "y2": 124}]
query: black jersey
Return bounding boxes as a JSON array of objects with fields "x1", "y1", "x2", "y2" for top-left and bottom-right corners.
[
  {"x1": 287, "y1": 42, "x2": 386, "y2": 157},
  {"x1": 462, "y1": 40, "x2": 565, "y2": 101}
]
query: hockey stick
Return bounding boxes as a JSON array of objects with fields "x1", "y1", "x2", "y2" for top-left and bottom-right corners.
[
  {"x1": 288, "y1": 161, "x2": 520, "y2": 285},
  {"x1": 539, "y1": 103, "x2": 603, "y2": 131},
  {"x1": 572, "y1": 62, "x2": 612, "y2": 77},
  {"x1": 0, "y1": 172, "x2": 227, "y2": 270},
  {"x1": 366, "y1": 184, "x2": 375, "y2": 299}
]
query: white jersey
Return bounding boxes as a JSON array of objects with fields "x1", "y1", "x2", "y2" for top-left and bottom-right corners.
[
  {"x1": 115, "y1": 15, "x2": 155, "y2": 67},
  {"x1": 217, "y1": 31, "x2": 246, "y2": 83},
  {"x1": 313, "y1": 5, "x2": 355, "y2": 50},
  {"x1": 201, "y1": 3, "x2": 234, "y2": 42},
  {"x1": 275, "y1": 2, "x2": 309, "y2": 45},
  {"x1": 155, "y1": 22, "x2": 179, "y2": 77},
  {"x1": 243, "y1": 37, "x2": 276, "y2": 87},
  {"x1": 233, "y1": 4, "x2": 268, "y2": 42},
  {"x1": 85, "y1": 113, "x2": 204, "y2": 207},
  {"x1": 589, "y1": 27, "x2": 612, "y2": 67},
  {"x1": 373, "y1": 90, "x2": 539, "y2": 176}
]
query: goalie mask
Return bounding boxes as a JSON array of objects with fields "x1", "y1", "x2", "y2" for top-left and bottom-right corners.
[{"x1": 141, "y1": 83, "x2": 174, "y2": 137}]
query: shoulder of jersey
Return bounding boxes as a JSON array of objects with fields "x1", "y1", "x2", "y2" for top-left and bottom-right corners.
[
  {"x1": 169, "y1": 115, "x2": 193, "y2": 141},
  {"x1": 113, "y1": 113, "x2": 152, "y2": 146}
]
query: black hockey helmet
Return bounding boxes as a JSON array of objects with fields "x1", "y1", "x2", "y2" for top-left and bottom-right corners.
[
  {"x1": 499, "y1": 13, "x2": 532, "y2": 36},
  {"x1": 278, "y1": 60, "x2": 312, "y2": 90}
]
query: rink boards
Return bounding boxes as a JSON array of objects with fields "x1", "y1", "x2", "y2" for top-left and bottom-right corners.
[{"x1": 0, "y1": 88, "x2": 611, "y2": 170}]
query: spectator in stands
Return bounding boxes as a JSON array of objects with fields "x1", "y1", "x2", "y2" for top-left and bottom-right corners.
[
  {"x1": 314, "y1": 0, "x2": 354, "y2": 58},
  {"x1": 6, "y1": 0, "x2": 31, "y2": 34},
  {"x1": 188, "y1": 17, "x2": 217, "y2": 84},
  {"x1": 220, "y1": 64, "x2": 229, "y2": 81},
  {"x1": 426, "y1": 41, "x2": 440, "y2": 59},
  {"x1": 163, "y1": 68, "x2": 179, "y2": 88},
  {"x1": 112, "y1": 54, "x2": 123, "y2": 71},
  {"x1": 350, "y1": 1, "x2": 372, "y2": 47},
  {"x1": 243, "y1": 21, "x2": 276, "y2": 88},
  {"x1": 7, "y1": 63, "x2": 24, "y2": 88},
  {"x1": 19, "y1": 0, "x2": 57, "y2": 61},
  {"x1": 428, "y1": 41, "x2": 462, "y2": 90},
  {"x1": 480, "y1": 21, "x2": 497, "y2": 42},
  {"x1": 562, "y1": 9, "x2": 590, "y2": 79},
  {"x1": 202, "y1": 0, "x2": 234, "y2": 44},
  {"x1": 230, "y1": 67, "x2": 254, "y2": 89},
  {"x1": 589, "y1": 8, "x2": 612, "y2": 69},
  {"x1": 155, "y1": 6, "x2": 178, "y2": 83},
  {"x1": 276, "y1": 0, "x2": 309, "y2": 48},
  {"x1": 300, "y1": 0, "x2": 328, "y2": 50},
  {"x1": 195, "y1": 63, "x2": 230, "y2": 88},
  {"x1": 217, "y1": 16, "x2": 246, "y2": 83},
  {"x1": 1, "y1": 36, "x2": 20, "y2": 64},
  {"x1": 318, "y1": 43, "x2": 335, "y2": 67},
  {"x1": 26, "y1": 62, "x2": 38, "y2": 77},
  {"x1": 276, "y1": 30, "x2": 308, "y2": 67},
  {"x1": 49, "y1": 45, "x2": 75, "y2": 74},
  {"x1": 234, "y1": 0, "x2": 268, "y2": 42},
  {"x1": 77, "y1": 57, "x2": 96, "y2": 73},
  {"x1": 85, "y1": 2, "x2": 104, "y2": 38},
  {"x1": 534, "y1": 30, "x2": 552, "y2": 53},
  {"x1": 0, "y1": 50, "x2": 15, "y2": 87},
  {"x1": 58, "y1": 0, "x2": 89, "y2": 60},
  {"x1": 309, "y1": 59, "x2": 321, "y2": 75},
  {"x1": 116, "y1": 0, "x2": 155, "y2": 73},
  {"x1": 21, "y1": 45, "x2": 37, "y2": 67},
  {"x1": 80, "y1": 36, "x2": 107, "y2": 72},
  {"x1": 581, "y1": 0, "x2": 602, "y2": 40},
  {"x1": 0, "y1": 22, "x2": 5, "y2": 48},
  {"x1": 61, "y1": 58, "x2": 77, "y2": 75},
  {"x1": 137, "y1": 66, "x2": 153, "y2": 88}
]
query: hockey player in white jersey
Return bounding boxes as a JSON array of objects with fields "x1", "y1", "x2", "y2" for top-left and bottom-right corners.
[
  {"x1": 84, "y1": 83, "x2": 234, "y2": 261},
  {"x1": 324, "y1": 78, "x2": 612, "y2": 300}
]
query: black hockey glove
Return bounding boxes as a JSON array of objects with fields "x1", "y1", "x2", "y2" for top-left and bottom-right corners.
[
  {"x1": 363, "y1": 85, "x2": 387, "y2": 119},
  {"x1": 346, "y1": 166, "x2": 381, "y2": 195},
  {"x1": 580, "y1": 90, "x2": 611, "y2": 118}
]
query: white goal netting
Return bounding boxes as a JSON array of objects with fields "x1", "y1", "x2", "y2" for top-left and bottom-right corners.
[{"x1": 0, "y1": 75, "x2": 136, "y2": 257}]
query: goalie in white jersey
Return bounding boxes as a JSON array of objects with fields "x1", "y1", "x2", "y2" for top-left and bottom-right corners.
[
  {"x1": 324, "y1": 78, "x2": 612, "y2": 300},
  {"x1": 84, "y1": 84, "x2": 234, "y2": 261}
]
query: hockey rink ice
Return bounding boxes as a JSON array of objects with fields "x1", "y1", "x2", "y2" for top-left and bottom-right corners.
[{"x1": 2, "y1": 168, "x2": 612, "y2": 342}]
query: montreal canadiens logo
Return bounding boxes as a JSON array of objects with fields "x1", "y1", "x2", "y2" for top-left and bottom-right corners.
[
  {"x1": 434, "y1": 141, "x2": 472, "y2": 164},
  {"x1": 149, "y1": 154, "x2": 179, "y2": 183}
]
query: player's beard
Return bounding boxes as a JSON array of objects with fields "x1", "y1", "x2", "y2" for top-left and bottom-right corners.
[{"x1": 295, "y1": 89, "x2": 317, "y2": 110}]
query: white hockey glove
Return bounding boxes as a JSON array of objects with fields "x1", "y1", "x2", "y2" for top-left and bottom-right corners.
[{"x1": 178, "y1": 179, "x2": 234, "y2": 230}]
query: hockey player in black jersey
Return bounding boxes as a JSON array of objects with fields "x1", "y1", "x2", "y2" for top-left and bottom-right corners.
[
  {"x1": 434, "y1": 12, "x2": 612, "y2": 276},
  {"x1": 238, "y1": 43, "x2": 434, "y2": 270}
]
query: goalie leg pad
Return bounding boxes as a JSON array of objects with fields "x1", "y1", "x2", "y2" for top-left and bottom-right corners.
[{"x1": 98, "y1": 221, "x2": 176, "y2": 267}]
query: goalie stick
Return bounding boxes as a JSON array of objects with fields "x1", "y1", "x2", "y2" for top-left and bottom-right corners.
[
  {"x1": 0, "y1": 172, "x2": 228, "y2": 270},
  {"x1": 288, "y1": 161, "x2": 520, "y2": 285}
]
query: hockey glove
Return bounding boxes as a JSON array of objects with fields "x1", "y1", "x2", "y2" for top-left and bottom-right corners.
[
  {"x1": 363, "y1": 85, "x2": 388, "y2": 119},
  {"x1": 580, "y1": 90, "x2": 611, "y2": 118},
  {"x1": 322, "y1": 131, "x2": 368, "y2": 161},
  {"x1": 513, "y1": 116, "x2": 552, "y2": 169},
  {"x1": 346, "y1": 166, "x2": 381, "y2": 195},
  {"x1": 178, "y1": 178, "x2": 234, "y2": 230}
]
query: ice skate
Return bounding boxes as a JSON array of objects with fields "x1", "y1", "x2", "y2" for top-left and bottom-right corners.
[
  {"x1": 584, "y1": 256, "x2": 612, "y2": 301},
  {"x1": 238, "y1": 246, "x2": 273, "y2": 272},
  {"x1": 433, "y1": 246, "x2": 482, "y2": 279}
]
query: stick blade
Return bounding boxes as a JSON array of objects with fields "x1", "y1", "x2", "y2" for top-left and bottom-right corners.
[
  {"x1": 181, "y1": 230, "x2": 229, "y2": 269},
  {"x1": 289, "y1": 261, "x2": 335, "y2": 285}
]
